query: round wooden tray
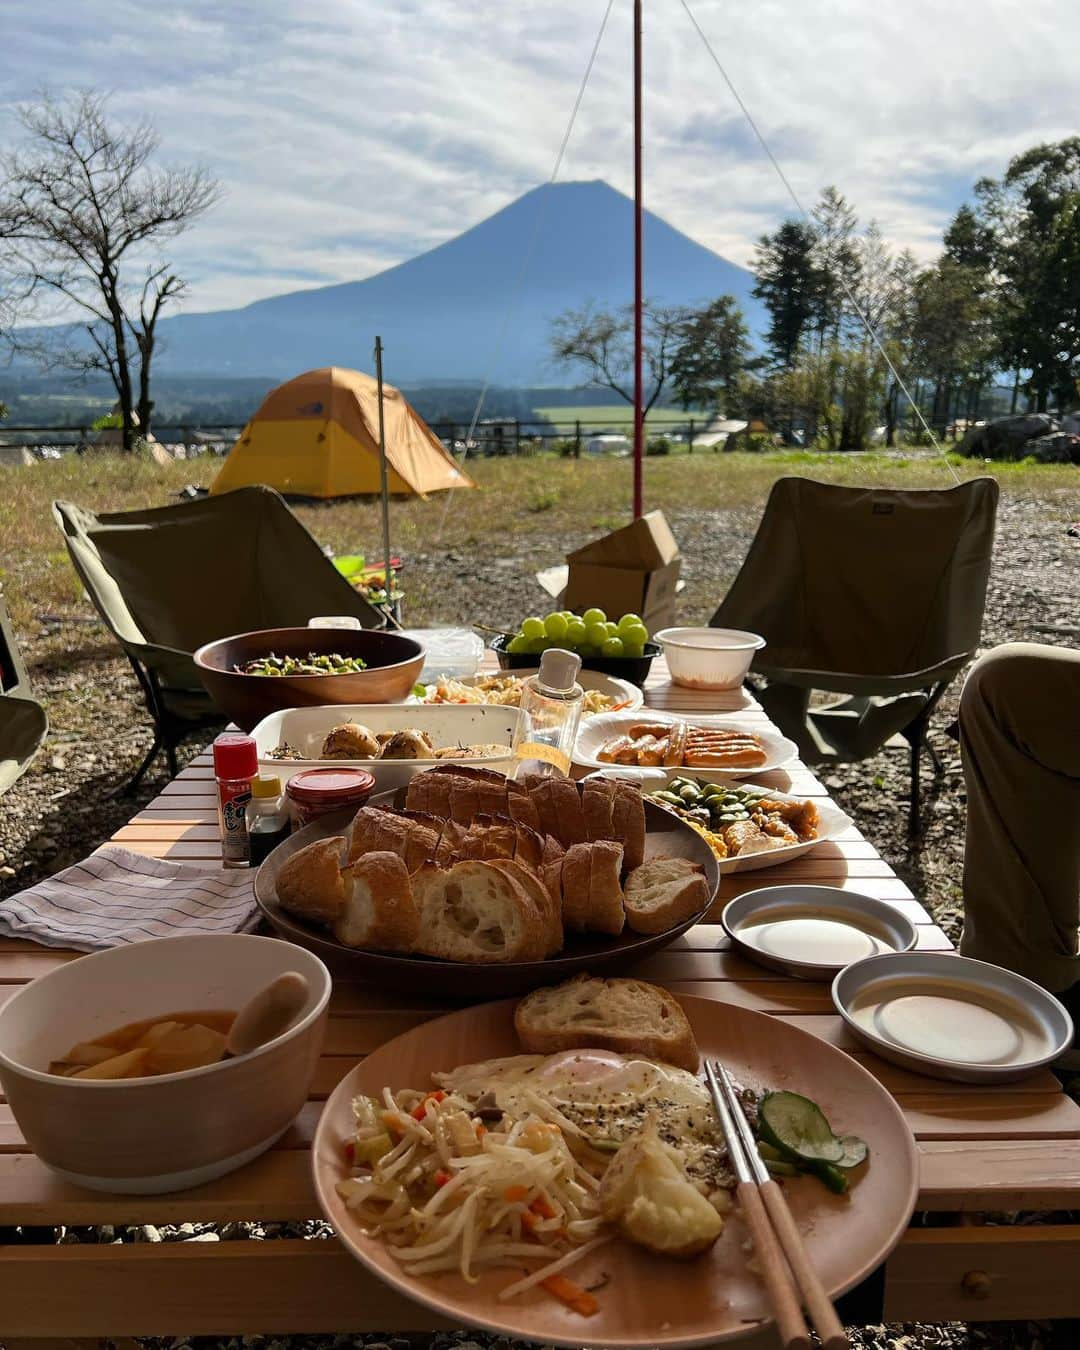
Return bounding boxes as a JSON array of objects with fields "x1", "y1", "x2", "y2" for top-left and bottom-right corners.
[{"x1": 254, "y1": 793, "x2": 720, "y2": 998}]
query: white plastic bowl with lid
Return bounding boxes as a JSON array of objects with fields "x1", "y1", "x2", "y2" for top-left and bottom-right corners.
[{"x1": 654, "y1": 627, "x2": 766, "y2": 690}]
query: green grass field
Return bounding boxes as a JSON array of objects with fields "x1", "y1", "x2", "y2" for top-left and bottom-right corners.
[{"x1": 2, "y1": 449, "x2": 1076, "y2": 641}]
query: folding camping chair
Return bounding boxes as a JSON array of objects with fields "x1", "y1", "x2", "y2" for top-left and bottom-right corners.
[
  {"x1": 711, "y1": 477, "x2": 999, "y2": 832},
  {"x1": 0, "y1": 586, "x2": 48, "y2": 796},
  {"x1": 53, "y1": 485, "x2": 382, "y2": 791}
]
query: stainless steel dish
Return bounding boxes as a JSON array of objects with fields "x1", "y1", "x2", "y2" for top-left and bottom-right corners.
[
  {"x1": 721, "y1": 885, "x2": 917, "y2": 980},
  {"x1": 832, "y1": 951, "x2": 1074, "y2": 1083}
]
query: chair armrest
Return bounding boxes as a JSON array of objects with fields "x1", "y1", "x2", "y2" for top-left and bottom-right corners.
[{"x1": 754, "y1": 652, "x2": 973, "y2": 696}]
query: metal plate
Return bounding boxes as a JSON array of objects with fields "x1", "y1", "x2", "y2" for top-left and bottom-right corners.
[
  {"x1": 721, "y1": 885, "x2": 918, "y2": 980},
  {"x1": 832, "y1": 951, "x2": 1074, "y2": 1083}
]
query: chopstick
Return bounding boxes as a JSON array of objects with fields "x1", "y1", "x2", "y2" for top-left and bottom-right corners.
[{"x1": 705, "y1": 1061, "x2": 849, "y2": 1350}]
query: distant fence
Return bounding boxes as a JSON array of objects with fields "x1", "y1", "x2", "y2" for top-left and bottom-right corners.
[{"x1": 0, "y1": 416, "x2": 723, "y2": 458}]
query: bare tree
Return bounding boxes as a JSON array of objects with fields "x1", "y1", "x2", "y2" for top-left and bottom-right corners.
[
  {"x1": 549, "y1": 302, "x2": 687, "y2": 416},
  {"x1": 0, "y1": 92, "x2": 220, "y2": 449}
]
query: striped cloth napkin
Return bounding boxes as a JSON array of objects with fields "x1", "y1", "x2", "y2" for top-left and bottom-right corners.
[{"x1": 0, "y1": 846, "x2": 259, "y2": 951}]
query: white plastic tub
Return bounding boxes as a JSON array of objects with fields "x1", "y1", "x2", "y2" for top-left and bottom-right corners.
[
  {"x1": 654, "y1": 627, "x2": 765, "y2": 690},
  {"x1": 250, "y1": 703, "x2": 524, "y2": 792}
]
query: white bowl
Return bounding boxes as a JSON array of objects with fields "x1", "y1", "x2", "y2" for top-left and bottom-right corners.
[
  {"x1": 0, "y1": 934, "x2": 331, "y2": 1193},
  {"x1": 654, "y1": 627, "x2": 765, "y2": 690}
]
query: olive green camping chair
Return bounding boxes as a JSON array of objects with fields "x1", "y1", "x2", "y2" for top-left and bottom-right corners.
[
  {"x1": 0, "y1": 586, "x2": 48, "y2": 795},
  {"x1": 52, "y1": 485, "x2": 382, "y2": 792},
  {"x1": 711, "y1": 476, "x2": 999, "y2": 832}
]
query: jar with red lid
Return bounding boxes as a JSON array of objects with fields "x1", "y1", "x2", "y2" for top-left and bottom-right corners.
[{"x1": 285, "y1": 768, "x2": 376, "y2": 829}]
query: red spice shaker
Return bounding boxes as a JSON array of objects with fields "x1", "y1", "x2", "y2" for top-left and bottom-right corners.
[{"x1": 213, "y1": 733, "x2": 259, "y2": 868}]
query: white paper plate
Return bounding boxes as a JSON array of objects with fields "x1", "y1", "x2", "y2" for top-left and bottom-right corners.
[
  {"x1": 583, "y1": 768, "x2": 851, "y2": 874},
  {"x1": 573, "y1": 710, "x2": 798, "y2": 778},
  {"x1": 413, "y1": 668, "x2": 643, "y2": 714}
]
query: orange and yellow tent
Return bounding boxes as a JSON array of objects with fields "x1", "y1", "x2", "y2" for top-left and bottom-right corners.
[{"x1": 211, "y1": 367, "x2": 475, "y2": 498}]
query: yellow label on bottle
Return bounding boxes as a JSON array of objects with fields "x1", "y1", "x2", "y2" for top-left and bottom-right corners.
[{"x1": 514, "y1": 742, "x2": 571, "y2": 774}]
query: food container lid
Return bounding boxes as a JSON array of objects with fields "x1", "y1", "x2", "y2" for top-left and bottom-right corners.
[
  {"x1": 250, "y1": 774, "x2": 282, "y2": 798},
  {"x1": 213, "y1": 733, "x2": 258, "y2": 780},
  {"x1": 285, "y1": 768, "x2": 376, "y2": 804}
]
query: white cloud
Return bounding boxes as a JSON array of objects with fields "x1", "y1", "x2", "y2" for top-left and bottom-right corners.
[{"x1": 1, "y1": 0, "x2": 1077, "y2": 312}]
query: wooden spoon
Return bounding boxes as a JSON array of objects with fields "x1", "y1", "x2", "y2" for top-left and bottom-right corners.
[{"x1": 223, "y1": 972, "x2": 311, "y2": 1059}]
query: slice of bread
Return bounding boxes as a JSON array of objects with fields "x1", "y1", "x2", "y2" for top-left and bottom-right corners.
[
  {"x1": 334, "y1": 851, "x2": 419, "y2": 951},
  {"x1": 550, "y1": 778, "x2": 587, "y2": 847},
  {"x1": 557, "y1": 843, "x2": 594, "y2": 932},
  {"x1": 275, "y1": 836, "x2": 348, "y2": 924},
  {"x1": 474, "y1": 779, "x2": 511, "y2": 818},
  {"x1": 401, "y1": 819, "x2": 441, "y2": 872},
  {"x1": 460, "y1": 819, "x2": 517, "y2": 861},
  {"x1": 529, "y1": 777, "x2": 563, "y2": 840},
  {"x1": 514, "y1": 975, "x2": 699, "y2": 1072},
  {"x1": 511, "y1": 820, "x2": 545, "y2": 872},
  {"x1": 488, "y1": 858, "x2": 563, "y2": 956},
  {"x1": 506, "y1": 788, "x2": 542, "y2": 834},
  {"x1": 434, "y1": 818, "x2": 468, "y2": 867},
  {"x1": 587, "y1": 839, "x2": 626, "y2": 935},
  {"x1": 448, "y1": 778, "x2": 479, "y2": 825},
  {"x1": 623, "y1": 857, "x2": 709, "y2": 934},
  {"x1": 582, "y1": 777, "x2": 617, "y2": 842},
  {"x1": 612, "y1": 781, "x2": 647, "y2": 871},
  {"x1": 412, "y1": 860, "x2": 548, "y2": 962},
  {"x1": 404, "y1": 772, "x2": 452, "y2": 819}
]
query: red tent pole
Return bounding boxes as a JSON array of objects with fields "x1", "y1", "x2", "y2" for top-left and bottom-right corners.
[{"x1": 632, "y1": 0, "x2": 644, "y2": 519}]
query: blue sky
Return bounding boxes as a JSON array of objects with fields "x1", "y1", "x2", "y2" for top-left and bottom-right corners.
[{"x1": 2, "y1": 0, "x2": 1076, "y2": 313}]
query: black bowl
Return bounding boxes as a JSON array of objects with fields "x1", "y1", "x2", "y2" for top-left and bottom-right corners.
[{"x1": 490, "y1": 634, "x2": 660, "y2": 688}]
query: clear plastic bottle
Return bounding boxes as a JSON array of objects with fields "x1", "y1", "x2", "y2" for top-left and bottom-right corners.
[
  {"x1": 511, "y1": 648, "x2": 584, "y2": 777},
  {"x1": 245, "y1": 774, "x2": 291, "y2": 866}
]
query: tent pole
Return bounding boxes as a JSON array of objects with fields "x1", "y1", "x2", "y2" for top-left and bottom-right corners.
[
  {"x1": 632, "y1": 0, "x2": 644, "y2": 519},
  {"x1": 373, "y1": 336, "x2": 393, "y2": 624}
]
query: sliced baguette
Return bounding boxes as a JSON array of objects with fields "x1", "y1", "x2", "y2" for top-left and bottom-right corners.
[
  {"x1": 550, "y1": 777, "x2": 587, "y2": 847},
  {"x1": 623, "y1": 857, "x2": 709, "y2": 934},
  {"x1": 514, "y1": 975, "x2": 699, "y2": 1072},
  {"x1": 612, "y1": 780, "x2": 647, "y2": 871},
  {"x1": 412, "y1": 860, "x2": 548, "y2": 963},
  {"x1": 557, "y1": 843, "x2": 594, "y2": 933},
  {"x1": 506, "y1": 788, "x2": 542, "y2": 834},
  {"x1": 586, "y1": 839, "x2": 626, "y2": 935},
  {"x1": 334, "y1": 851, "x2": 418, "y2": 951},
  {"x1": 582, "y1": 777, "x2": 617, "y2": 842},
  {"x1": 275, "y1": 836, "x2": 348, "y2": 924},
  {"x1": 488, "y1": 858, "x2": 563, "y2": 956}
]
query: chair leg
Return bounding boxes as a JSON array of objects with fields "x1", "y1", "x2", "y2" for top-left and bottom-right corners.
[
  {"x1": 121, "y1": 731, "x2": 164, "y2": 797},
  {"x1": 908, "y1": 729, "x2": 922, "y2": 834}
]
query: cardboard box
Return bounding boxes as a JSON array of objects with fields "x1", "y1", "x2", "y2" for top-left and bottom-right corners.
[{"x1": 563, "y1": 511, "x2": 682, "y2": 629}]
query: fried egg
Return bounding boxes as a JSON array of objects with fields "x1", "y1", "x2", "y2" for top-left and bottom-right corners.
[{"x1": 433, "y1": 1050, "x2": 737, "y2": 1197}]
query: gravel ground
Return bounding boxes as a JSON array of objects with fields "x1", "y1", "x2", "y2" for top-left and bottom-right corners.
[{"x1": 1, "y1": 489, "x2": 1078, "y2": 1350}]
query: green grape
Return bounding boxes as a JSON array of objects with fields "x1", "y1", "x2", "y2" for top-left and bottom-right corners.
[
  {"x1": 507, "y1": 634, "x2": 529, "y2": 654},
  {"x1": 566, "y1": 619, "x2": 588, "y2": 646},
  {"x1": 622, "y1": 623, "x2": 649, "y2": 649},
  {"x1": 544, "y1": 612, "x2": 569, "y2": 641},
  {"x1": 617, "y1": 613, "x2": 644, "y2": 634},
  {"x1": 621, "y1": 643, "x2": 645, "y2": 659},
  {"x1": 585, "y1": 622, "x2": 608, "y2": 648},
  {"x1": 601, "y1": 636, "x2": 625, "y2": 658},
  {"x1": 604, "y1": 621, "x2": 619, "y2": 638},
  {"x1": 582, "y1": 607, "x2": 607, "y2": 627},
  {"x1": 561, "y1": 610, "x2": 575, "y2": 621},
  {"x1": 526, "y1": 635, "x2": 549, "y2": 654},
  {"x1": 521, "y1": 617, "x2": 545, "y2": 640},
  {"x1": 579, "y1": 644, "x2": 600, "y2": 660}
]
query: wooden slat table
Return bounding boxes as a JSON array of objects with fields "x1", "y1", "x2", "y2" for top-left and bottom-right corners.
[{"x1": 2, "y1": 657, "x2": 1078, "y2": 1340}]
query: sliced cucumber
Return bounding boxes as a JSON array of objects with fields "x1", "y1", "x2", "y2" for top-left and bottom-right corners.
[
  {"x1": 764, "y1": 1158, "x2": 800, "y2": 1178},
  {"x1": 758, "y1": 1091, "x2": 845, "y2": 1163},
  {"x1": 755, "y1": 1140, "x2": 786, "y2": 1162},
  {"x1": 807, "y1": 1160, "x2": 850, "y2": 1194},
  {"x1": 833, "y1": 1134, "x2": 869, "y2": 1169}
]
